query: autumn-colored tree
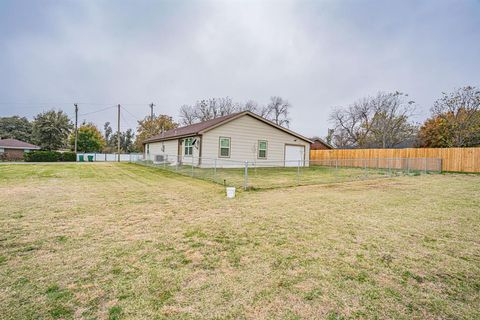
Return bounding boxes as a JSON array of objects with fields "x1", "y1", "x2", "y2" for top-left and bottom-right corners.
[
  {"x1": 135, "y1": 115, "x2": 178, "y2": 151},
  {"x1": 69, "y1": 123, "x2": 105, "y2": 152},
  {"x1": 418, "y1": 86, "x2": 480, "y2": 147}
]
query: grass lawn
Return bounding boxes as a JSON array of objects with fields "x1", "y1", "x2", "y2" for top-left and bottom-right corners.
[{"x1": 0, "y1": 163, "x2": 479, "y2": 319}]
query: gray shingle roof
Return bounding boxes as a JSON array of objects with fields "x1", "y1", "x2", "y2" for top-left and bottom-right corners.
[
  {"x1": 144, "y1": 112, "x2": 242, "y2": 143},
  {"x1": 0, "y1": 138, "x2": 40, "y2": 149}
]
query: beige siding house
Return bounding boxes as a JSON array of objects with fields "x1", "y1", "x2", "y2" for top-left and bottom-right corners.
[{"x1": 143, "y1": 111, "x2": 312, "y2": 168}]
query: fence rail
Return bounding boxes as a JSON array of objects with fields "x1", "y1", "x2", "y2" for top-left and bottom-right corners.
[
  {"x1": 76, "y1": 153, "x2": 143, "y2": 162},
  {"x1": 136, "y1": 154, "x2": 441, "y2": 190},
  {"x1": 311, "y1": 147, "x2": 480, "y2": 173}
]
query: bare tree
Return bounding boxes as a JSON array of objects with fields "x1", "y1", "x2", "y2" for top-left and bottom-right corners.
[
  {"x1": 179, "y1": 105, "x2": 197, "y2": 125},
  {"x1": 195, "y1": 100, "x2": 212, "y2": 122},
  {"x1": 242, "y1": 100, "x2": 259, "y2": 113},
  {"x1": 216, "y1": 97, "x2": 236, "y2": 117},
  {"x1": 178, "y1": 96, "x2": 292, "y2": 128},
  {"x1": 330, "y1": 92, "x2": 417, "y2": 148},
  {"x1": 264, "y1": 96, "x2": 291, "y2": 127}
]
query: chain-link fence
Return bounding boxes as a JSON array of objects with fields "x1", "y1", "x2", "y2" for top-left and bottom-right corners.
[{"x1": 135, "y1": 155, "x2": 442, "y2": 190}]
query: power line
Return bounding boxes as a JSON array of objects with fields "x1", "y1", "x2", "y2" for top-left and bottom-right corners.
[
  {"x1": 78, "y1": 106, "x2": 116, "y2": 116},
  {"x1": 120, "y1": 110, "x2": 137, "y2": 130},
  {"x1": 0, "y1": 101, "x2": 157, "y2": 105},
  {"x1": 121, "y1": 105, "x2": 143, "y2": 122}
]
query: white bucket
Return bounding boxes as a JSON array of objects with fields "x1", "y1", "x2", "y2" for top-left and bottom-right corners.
[{"x1": 226, "y1": 187, "x2": 236, "y2": 198}]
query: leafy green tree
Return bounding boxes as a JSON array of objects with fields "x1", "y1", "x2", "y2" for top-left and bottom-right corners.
[
  {"x1": 32, "y1": 110, "x2": 72, "y2": 150},
  {"x1": 104, "y1": 122, "x2": 113, "y2": 143},
  {"x1": 102, "y1": 121, "x2": 138, "y2": 153},
  {"x1": 123, "y1": 128, "x2": 136, "y2": 153},
  {"x1": 108, "y1": 129, "x2": 137, "y2": 153},
  {"x1": 69, "y1": 123, "x2": 105, "y2": 152},
  {"x1": 135, "y1": 115, "x2": 178, "y2": 151},
  {"x1": 0, "y1": 116, "x2": 33, "y2": 142}
]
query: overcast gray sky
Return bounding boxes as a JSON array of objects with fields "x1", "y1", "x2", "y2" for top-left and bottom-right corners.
[{"x1": 0, "y1": 0, "x2": 479, "y2": 137}]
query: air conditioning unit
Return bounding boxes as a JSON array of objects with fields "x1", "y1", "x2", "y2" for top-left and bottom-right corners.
[{"x1": 155, "y1": 155, "x2": 165, "y2": 162}]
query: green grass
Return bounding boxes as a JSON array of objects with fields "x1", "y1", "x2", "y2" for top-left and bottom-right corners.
[{"x1": 0, "y1": 163, "x2": 479, "y2": 319}]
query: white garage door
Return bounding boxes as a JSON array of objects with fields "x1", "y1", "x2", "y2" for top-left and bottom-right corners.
[{"x1": 285, "y1": 145, "x2": 305, "y2": 167}]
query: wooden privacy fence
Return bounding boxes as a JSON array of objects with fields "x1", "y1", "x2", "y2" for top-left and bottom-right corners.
[{"x1": 310, "y1": 148, "x2": 480, "y2": 173}]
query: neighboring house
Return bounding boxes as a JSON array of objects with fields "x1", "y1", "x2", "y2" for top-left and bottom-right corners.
[
  {"x1": 144, "y1": 111, "x2": 312, "y2": 167},
  {"x1": 310, "y1": 138, "x2": 334, "y2": 150},
  {"x1": 0, "y1": 138, "x2": 41, "y2": 160}
]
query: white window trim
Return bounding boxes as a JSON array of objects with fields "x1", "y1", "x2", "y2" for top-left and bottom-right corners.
[
  {"x1": 184, "y1": 138, "x2": 193, "y2": 156},
  {"x1": 219, "y1": 137, "x2": 231, "y2": 158},
  {"x1": 257, "y1": 140, "x2": 268, "y2": 159}
]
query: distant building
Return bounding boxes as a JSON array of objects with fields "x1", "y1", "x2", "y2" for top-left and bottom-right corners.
[
  {"x1": 310, "y1": 138, "x2": 334, "y2": 150},
  {"x1": 0, "y1": 139, "x2": 40, "y2": 160}
]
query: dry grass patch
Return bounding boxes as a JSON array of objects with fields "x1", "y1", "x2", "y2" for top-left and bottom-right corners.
[{"x1": 0, "y1": 163, "x2": 479, "y2": 319}]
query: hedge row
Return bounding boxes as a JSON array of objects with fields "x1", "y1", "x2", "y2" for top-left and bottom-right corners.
[{"x1": 24, "y1": 151, "x2": 77, "y2": 162}]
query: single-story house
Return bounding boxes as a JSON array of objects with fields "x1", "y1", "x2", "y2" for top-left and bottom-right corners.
[
  {"x1": 0, "y1": 138, "x2": 41, "y2": 160},
  {"x1": 143, "y1": 111, "x2": 312, "y2": 167},
  {"x1": 310, "y1": 138, "x2": 334, "y2": 150}
]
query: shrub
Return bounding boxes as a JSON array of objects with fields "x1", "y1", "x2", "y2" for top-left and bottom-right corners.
[
  {"x1": 60, "y1": 152, "x2": 77, "y2": 162},
  {"x1": 24, "y1": 151, "x2": 61, "y2": 162},
  {"x1": 24, "y1": 151, "x2": 77, "y2": 162}
]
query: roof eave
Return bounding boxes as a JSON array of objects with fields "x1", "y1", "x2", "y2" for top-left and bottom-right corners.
[
  {"x1": 199, "y1": 111, "x2": 313, "y2": 144},
  {"x1": 143, "y1": 133, "x2": 200, "y2": 144},
  {"x1": 0, "y1": 146, "x2": 41, "y2": 150}
]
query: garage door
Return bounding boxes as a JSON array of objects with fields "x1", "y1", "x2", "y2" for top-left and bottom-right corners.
[{"x1": 285, "y1": 145, "x2": 305, "y2": 167}]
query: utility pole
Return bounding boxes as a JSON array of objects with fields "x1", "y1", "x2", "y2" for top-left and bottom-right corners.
[
  {"x1": 117, "y1": 104, "x2": 121, "y2": 162},
  {"x1": 74, "y1": 104, "x2": 78, "y2": 154},
  {"x1": 149, "y1": 103, "x2": 155, "y2": 120}
]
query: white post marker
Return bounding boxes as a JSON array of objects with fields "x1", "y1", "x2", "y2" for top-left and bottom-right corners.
[{"x1": 226, "y1": 187, "x2": 236, "y2": 198}]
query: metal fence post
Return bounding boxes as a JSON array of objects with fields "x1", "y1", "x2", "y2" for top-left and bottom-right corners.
[
  {"x1": 297, "y1": 160, "x2": 300, "y2": 185},
  {"x1": 191, "y1": 156, "x2": 194, "y2": 177},
  {"x1": 388, "y1": 158, "x2": 392, "y2": 177},
  {"x1": 335, "y1": 159, "x2": 338, "y2": 180},
  {"x1": 244, "y1": 161, "x2": 248, "y2": 190},
  {"x1": 214, "y1": 159, "x2": 217, "y2": 181}
]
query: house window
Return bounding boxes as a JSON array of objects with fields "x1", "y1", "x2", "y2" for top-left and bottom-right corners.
[
  {"x1": 258, "y1": 140, "x2": 267, "y2": 159},
  {"x1": 0, "y1": 148, "x2": 4, "y2": 154},
  {"x1": 146, "y1": 144, "x2": 150, "y2": 155},
  {"x1": 219, "y1": 137, "x2": 230, "y2": 157},
  {"x1": 184, "y1": 138, "x2": 193, "y2": 156}
]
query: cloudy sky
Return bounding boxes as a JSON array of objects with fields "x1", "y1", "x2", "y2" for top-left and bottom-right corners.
[{"x1": 0, "y1": 0, "x2": 479, "y2": 137}]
